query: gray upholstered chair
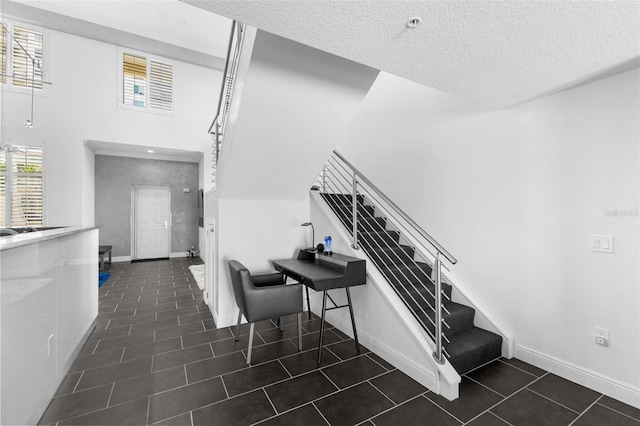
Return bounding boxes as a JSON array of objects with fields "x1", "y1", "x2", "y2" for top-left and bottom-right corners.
[{"x1": 228, "y1": 260, "x2": 303, "y2": 364}]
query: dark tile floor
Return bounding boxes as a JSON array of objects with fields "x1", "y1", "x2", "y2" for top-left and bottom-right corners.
[{"x1": 39, "y1": 258, "x2": 640, "y2": 425}]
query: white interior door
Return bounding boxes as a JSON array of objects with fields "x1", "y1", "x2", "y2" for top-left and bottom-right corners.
[{"x1": 134, "y1": 186, "x2": 170, "y2": 260}]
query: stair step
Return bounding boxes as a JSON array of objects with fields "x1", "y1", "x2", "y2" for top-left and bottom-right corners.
[
  {"x1": 385, "y1": 262, "x2": 438, "y2": 284},
  {"x1": 445, "y1": 328, "x2": 503, "y2": 374},
  {"x1": 388, "y1": 277, "x2": 452, "y2": 305},
  {"x1": 322, "y1": 193, "x2": 364, "y2": 206},
  {"x1": 358, "y1": 230, "x2": 402, "y2": 246},
  {"x1": 365, "y1": 245, "x2": 414, "y2": 267},
  {"x1": 329, "y1": 203, "x2": 376, "y2": 223},
  {"x1": 338, "y1": 216, "x2": 388, "y2": 233}
]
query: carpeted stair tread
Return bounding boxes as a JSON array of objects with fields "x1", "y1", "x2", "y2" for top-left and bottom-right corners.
[
  {"x1": 358, "y1": 229, "x2": 401, "y2": 243},
  {"x1": 365, "y1": 245, "x2": 414, "y2": 267},
  {"x1": 444, "y1": 327, "x2": 503, "y2": 374}
]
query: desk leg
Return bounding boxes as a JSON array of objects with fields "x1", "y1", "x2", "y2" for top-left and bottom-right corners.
[
  {"x1": 345, "y1": 287, "x2": 360, "y2": 354},
  {"x1": 317, "y1": 291, "x2": 328, "y2": 365},
  {"x1": 305, "y1": 286, "x2": 311, "y2": 320}
]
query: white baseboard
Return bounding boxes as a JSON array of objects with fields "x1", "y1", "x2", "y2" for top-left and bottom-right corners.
[
  {"x1": 111, "y1": 253, "x2": 189, "y2": 263},
  {"x1": 514, "y1": 344, "x2": 640, "y2": 409}
]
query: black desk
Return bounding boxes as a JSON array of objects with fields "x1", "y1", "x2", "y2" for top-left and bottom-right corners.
[{"x1": 273, "y1": 249, "x2": 366, "y2": 363}]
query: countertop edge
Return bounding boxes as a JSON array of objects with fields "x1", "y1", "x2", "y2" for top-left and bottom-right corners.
[{"x1": 0, "y1": 226, "x2": 98, "y2": 251}]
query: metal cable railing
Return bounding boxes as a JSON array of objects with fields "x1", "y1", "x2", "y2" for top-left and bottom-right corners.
[
  {"x1": 210, "y1": 21, "x2": 246, "y2": 187},
  {"x1": 314, "y1": 151, "x2": 458, "y2": 363}
]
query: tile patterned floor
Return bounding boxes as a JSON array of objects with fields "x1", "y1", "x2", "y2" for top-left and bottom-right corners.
[{"x1": 39, "y1": 258, "x2": 640, "y2": 425}]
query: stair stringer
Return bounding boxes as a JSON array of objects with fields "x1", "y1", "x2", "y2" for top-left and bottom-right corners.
[
  {"x1": 309, "y1": 191, "x2": 461, "y2": 400},
  {"x1": 363, "y1": 191, "x2": 515, "y2": 359}
]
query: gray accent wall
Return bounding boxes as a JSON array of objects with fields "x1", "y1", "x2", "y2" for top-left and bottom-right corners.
[{"x1": 95, "y1": 155, "x2": 199, "y2": 257}]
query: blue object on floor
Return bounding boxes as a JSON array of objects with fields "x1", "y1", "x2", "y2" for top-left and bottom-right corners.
[{"x1": 98, "y1": 272, "x2": 110, "y2": 288}]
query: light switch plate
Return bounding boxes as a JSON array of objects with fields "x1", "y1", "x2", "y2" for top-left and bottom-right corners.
[{"x1": 590, "y1": 235, "x2": 614, "y2": 253}]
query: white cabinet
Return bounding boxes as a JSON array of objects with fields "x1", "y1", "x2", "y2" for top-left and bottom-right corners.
[{"x1": 0, "y1": 228, "x2": 98, "y2": 425}]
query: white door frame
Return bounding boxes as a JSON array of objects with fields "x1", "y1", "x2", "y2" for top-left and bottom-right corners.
[
  {"x1": 131, "y1": 185, "x2": 172, "y2": 260},
  {"x1": 205, "y1": 218, "x2": 217, "y2": 317}
]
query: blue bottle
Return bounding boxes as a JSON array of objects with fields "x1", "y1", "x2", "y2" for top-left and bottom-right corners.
[{"x1": 323, "y1": 235, "x2": 332, "y2": 254}]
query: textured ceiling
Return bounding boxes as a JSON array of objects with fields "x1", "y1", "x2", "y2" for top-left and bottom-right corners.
[{"x1": 182, "y1": 0, "x2": 640, "y2": 108}]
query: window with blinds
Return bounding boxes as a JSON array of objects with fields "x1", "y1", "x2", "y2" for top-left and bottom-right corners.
[
  {"x1": 0, "y1": 22, "x2": 44, "y2": 89},
  {"x1": 0, "y1": 145, "x2": 43, "y2": 227},
  {"x1": 12, "y1": 25, "x2": 43, "y2": 89},
  {"x1": 122, "y1": 51, "x2": 173, "y2": 112}
]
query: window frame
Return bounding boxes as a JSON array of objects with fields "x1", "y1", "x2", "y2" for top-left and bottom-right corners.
[
  {"x1": 117, "y1": 47, "x2": 174, "y2": 115},
  {"x1": 0, "y1": 141, "x2": 46, "y2": 228},
  {"x1": 0, "y1": 20, "x2": 48, "y2": 95}
]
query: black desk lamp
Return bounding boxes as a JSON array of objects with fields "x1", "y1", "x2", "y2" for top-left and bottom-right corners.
[{"x1": 301, "y1": 222, "x2": 314, "y2": 249}]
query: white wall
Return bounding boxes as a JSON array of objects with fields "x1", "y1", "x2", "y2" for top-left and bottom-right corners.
[
  {"x1": 2, "y1": 21, "x2": 220, "y2": 226},
  {"x1": 207, "y1": 30, "x2": 379, "y2": 326},
  {"x1": 212, "y1": 198, "x2": 309, "y2": 326},
  {"x1": 337, "y1": 69, "x2": 640, "y2": 405},
  {"x1": 217, "y1": 30, "x2": 379, "y2": 200}
]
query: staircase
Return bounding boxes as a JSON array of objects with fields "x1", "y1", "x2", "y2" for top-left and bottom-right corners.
[{"x1": 316, "y1": 154, "x2": 503, "y2": 375}]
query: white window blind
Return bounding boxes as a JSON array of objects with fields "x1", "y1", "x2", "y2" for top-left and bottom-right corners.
[
  {"x1": 122, "y1": 52, "x2": 173, "y2": 112},
  {"x1": 0, "y1": 145, "x2": 43, "y2": 227},
  {"x1": 149, "y1": 60, "x2": 173, "y2": 111},
  {"x1": 12, "y1": 25, "x2": 43, "y2": 89}
]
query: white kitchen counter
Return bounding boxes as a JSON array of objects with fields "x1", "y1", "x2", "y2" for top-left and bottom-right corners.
[{"x1": 0, "y1": 226, "x2": 98, "y2": 425}]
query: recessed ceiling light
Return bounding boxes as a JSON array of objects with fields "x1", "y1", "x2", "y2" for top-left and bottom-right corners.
[
  {"x1": 406, "y1": 17, "x2": 422, "y2": 29},
  {"x1": 147, "y1": 150, "x2": 155, "y2": 153}
]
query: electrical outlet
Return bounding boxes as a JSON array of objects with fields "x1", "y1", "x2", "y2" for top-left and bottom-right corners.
[{"x1": 595, "y1": 327, "x2": 609, "y2": 347}]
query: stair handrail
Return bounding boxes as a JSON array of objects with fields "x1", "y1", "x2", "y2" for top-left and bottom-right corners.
[
  {"x1": 208, "y1": 20, "x2": 239, "y2": 135},
  {"x1": 324, "y1": 150, "x2": 457, "y2": 365},
  {"x1": 333, "y1": 150, "x2": 457, "y2": 265},
  {"x1": 209, "y1": 20, "x2": 245, "y2": 187}
]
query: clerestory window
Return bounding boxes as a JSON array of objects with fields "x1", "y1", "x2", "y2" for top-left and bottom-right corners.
[
  {"x1": 1, "y1": 22, "x2": 44, "y2": 89},
  {"x1": 121, "y1": 50, "x2": 173, "y2": 112}
]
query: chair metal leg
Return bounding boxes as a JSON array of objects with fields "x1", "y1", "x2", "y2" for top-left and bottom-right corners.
[
  {"x1": 279, "y1": 317, "x2": 284, "y2": 332},
  {"x1": 235, "y1": 311, "x2": 242, "y2": 342},
  {"x1": 297, "y1": 312, "x2": 302, "y2": 351},
  {"x1": 246, "y1": 322, "x2": 255, "y2": 364}
]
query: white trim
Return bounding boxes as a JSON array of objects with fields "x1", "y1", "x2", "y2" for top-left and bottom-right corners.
[
  {"x1": 514, "y1": 343, "x2": 640, "y2": 409},
  {"x1": 111, "y1": 255, "x2": 131, "y2": 263},
  {"x1": 170, "y1": 251, "x2": 187, "y2": 258}
]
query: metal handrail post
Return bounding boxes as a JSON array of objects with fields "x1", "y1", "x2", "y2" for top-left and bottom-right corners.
[
  {"x1": 351, "y1": 174, "x2": 359, "y2": 249},
  {"x1": 322, "y1": 165, "x2": 327, "y2": 194},
  {"x1": 433, "y1": 252, "x2": 444, "y2": 364}
]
